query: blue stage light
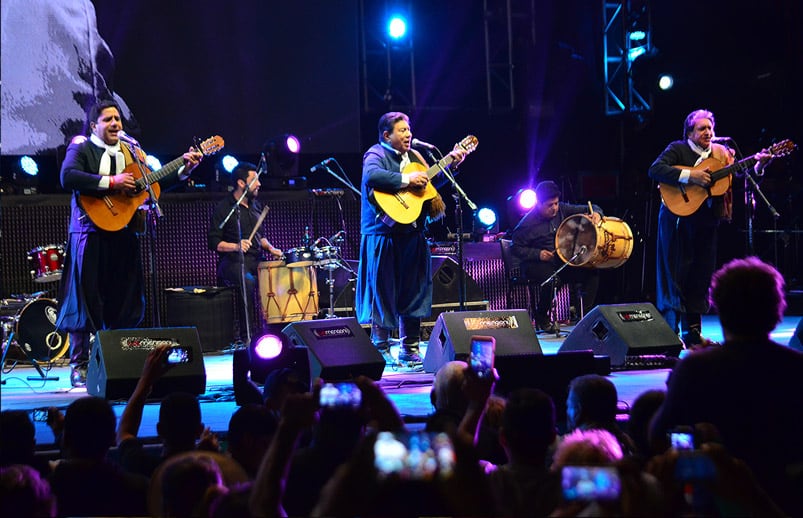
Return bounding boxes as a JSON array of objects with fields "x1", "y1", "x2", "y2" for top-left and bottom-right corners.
[
  {"x1": 19, "y1": 156, "x2": 39, "y2": 176},
  {"x1": 388, "y1": 16, "x2": 407, "y2": 39},
  {"x1": 221, "y1": 155, "x2": 239, "y2": 173}
]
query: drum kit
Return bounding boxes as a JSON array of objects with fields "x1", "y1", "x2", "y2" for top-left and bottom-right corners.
[
  {"x1": 1, "y1": 244, "x2": 70, "y2": 379},
  {"x1": 258, "y1": 232, "x2": 354, "y2": 323}
]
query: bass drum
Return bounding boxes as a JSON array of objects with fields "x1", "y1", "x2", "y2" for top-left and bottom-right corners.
[
  {"x1": 555, "y1": 214, "x2": 633, "y2": 269},
  {"x1": 257, "y1": 261, "x2": 319, "y2": 324},
  {"x1": 12, "y1": 299, "x2": 69, "y2": 363}
]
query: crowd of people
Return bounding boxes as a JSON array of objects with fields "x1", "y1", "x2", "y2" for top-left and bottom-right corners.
[{"x1": 2, "y1": 256, "x2": 801, "y2": 517}]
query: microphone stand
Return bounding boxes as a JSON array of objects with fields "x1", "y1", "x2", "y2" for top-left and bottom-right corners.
[
  {"x1": 541, "y1": 247, "x2": 585, "y2": 338},
  {"x1": 744, "y1": 168, "x2": 780, "y2": 256},
  {"x1": 218, "y1": 157, "x2": 265, "y2": 347},
  {"x1": 426, "y1": 149, "x2": 477, "y2": 311},
  {"x1": 322, "y1": 160, "x2": 361, "y2": 197},
  {"x1": 125, "y1": 142, "x2": 164, "y2": 326}
]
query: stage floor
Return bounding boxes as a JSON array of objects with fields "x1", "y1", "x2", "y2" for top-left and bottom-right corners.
[{"x1": 2, "y1": 315, "x2": 799, "y2": 449}]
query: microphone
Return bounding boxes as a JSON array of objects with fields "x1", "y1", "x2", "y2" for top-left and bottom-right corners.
[
  {"x1": 329, "y1": 230, "x2": 346, "y2": 243},
  {"x1": 309, "y1": 157, "x2": 335, "y2": 173},
  {"x1": 411, "y1": 138, "x2": 437, "y2": 150},
  {"x1": 711, "y1": 136, "x2": 733, "y2": 143},
  {"x1": 256, "y1": 152, "x2": 266, "y2": 175},
  {"x1": 574, "y1": 245, "x2": 588, "y2": 264},
  {"x1": 117, "y1": 130, "x2": 140, "y2": 146}
]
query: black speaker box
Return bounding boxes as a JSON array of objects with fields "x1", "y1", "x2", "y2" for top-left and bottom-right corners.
[
  {"x1": 430, "y1": 256, "x2": 486, "y2": 305},
  {"x1": 423, "y1": 309, "x2": 542, "y2": 373},
  {"x1": 87, "y1": 327, "x2": 206, "y2": 400},
  {"x1": 165, "y1": 287, "x2": 235, "y2": 352},
  {"x1": 558, "y1": 302, "x2": 683, "y2": 367},
  {"x1": 494, "y1": 350, "x2": 598, "y2": 431},
  {"x1": 281, "y1": 317, "x2": 385, "y2": 381}
]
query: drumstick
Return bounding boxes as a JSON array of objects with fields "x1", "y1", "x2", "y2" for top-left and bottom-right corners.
[{"x1": 248, "y1": 205, "x2": 270, "y2": 243}]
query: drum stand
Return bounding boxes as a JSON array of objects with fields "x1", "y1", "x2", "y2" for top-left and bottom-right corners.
[
  {"x1": 1, "y1": 330, "x2": 59, "y2": 382},
  {"x1": 540, "y1": 247, "x2": 586, "y2": 338}
]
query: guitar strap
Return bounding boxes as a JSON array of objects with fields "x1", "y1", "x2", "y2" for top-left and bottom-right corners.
[{"x1": 711, "y1": 143, "x2": 735, "y2": 222}]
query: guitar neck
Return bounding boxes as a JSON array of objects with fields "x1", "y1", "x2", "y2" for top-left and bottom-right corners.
[
  {"x1": 711, "y1": 155, "x2": 757, "y2": 182},
  {"x1": 134, "y1": 156, "x2": 184, "y2": 189},
  {"x1": 425, "y1": 154, "x2": 456, "y2": 179}
]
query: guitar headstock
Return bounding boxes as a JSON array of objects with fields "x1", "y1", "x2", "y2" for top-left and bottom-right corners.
[
  {"x1": 194, "y1": 135, "x2": 225, "y2": 156},
  {"x1": 768, "y1": 139, "x2": 796, "y2": 158},
  {"x1": 458, "y1": 135, "x2": 479, "y2": 154}
]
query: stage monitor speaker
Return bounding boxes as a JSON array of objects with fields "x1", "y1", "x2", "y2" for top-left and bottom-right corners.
[
  {"x1": 423, "y1": 309, "x2": 541, "y2": 373},
  {"x1": 558, "y1": 302, "x2": 683, "y2": 367},
  {"x1": 164, "y1": 287, "x2": 235, "y2": 352},
  {"x1": 87, "y1": 327, "x2": 206, "y2": 400},
  {"x1": 431, "y1": 256, "x2": 486, "y2": 305},
  {"x1": 789, "y1": 317, "x2": 803, "y2": 353},
  {"x1": 281, "y1": 317, "x2": 384, "y2": 381}
]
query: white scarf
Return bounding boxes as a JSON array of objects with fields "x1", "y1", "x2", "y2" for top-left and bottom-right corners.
[
  {"x1": 90, "y1": 134, "x2": 125, "y2": 175},
  {"x1": 687, "y1": 138, "x2": 711, "y2": 167}
]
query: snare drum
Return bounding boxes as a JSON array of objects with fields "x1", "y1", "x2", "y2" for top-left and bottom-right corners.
[
  {"x1": 258, "y1": 261, "x2": 319, "y2": 323},
  {"x1": 555, "y1": 214, "x2": 633, "y2": 269},
  {"x1": 313, "y1": 245, "x2": 340, "y2": 267},
  {"x1": 27, "y1": 244, "x2": 65, "y2": 283},
  {"x1": 285, "y1": 247, "x2": 314, "y2": 267},
  {"x1": 9, "y1": 299, "x2": 69, "y2": 363}
]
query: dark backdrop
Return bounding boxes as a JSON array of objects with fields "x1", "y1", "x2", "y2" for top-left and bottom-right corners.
[{"x1": 3, "y1": 0, "x2": 801, "y2": 301}]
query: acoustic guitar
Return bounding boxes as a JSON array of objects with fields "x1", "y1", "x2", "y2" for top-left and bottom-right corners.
[
  {"x1": 659, "y1": 139, "x2": 795, "y2": 217},
  {"x1": 373, "y1": 135, "x2": 478, "y2": 226},
  {"x1": 80, "y1": 135, "x2": 224, "y2": 231}
]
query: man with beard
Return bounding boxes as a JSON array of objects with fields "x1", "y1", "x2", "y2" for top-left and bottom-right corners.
[{"x1": 208, "y1": 162, "x2": 283, "y2": 342}]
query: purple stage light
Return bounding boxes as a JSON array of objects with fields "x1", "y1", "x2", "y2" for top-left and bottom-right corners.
[
  {"x1": 285, "y1": 134, "x2": 301, "y2": 154},
  {"x1": 517, "y1": 188, "x2": 537, "y2": 210},
  {"x1": 253, "y1": 333, "x2": 283, "y2": 360}
]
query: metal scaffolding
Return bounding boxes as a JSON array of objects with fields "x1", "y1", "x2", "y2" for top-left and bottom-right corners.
[{"x1": 602, "y1": 0, "x2": 652, "y2": 117}]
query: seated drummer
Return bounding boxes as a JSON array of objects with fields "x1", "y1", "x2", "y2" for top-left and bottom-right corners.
[
  {"x1": 208, "y1": 162, "x2": 283, "y2": 341},
  {"x1": 508, "y1": 180, "x2": 603, "y2": 333}
]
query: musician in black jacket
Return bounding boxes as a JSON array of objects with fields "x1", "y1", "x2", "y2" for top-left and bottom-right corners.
[
  {"x1": 647, "y1": 108, "x2": 771, "y2": 345},
  {"x1": 509, "y1": 180, "x2": 603, "y2": 333},
  {"x1": 56, "y1": 99, "x2": 202, "y2": 387},
  {"x1": 208, "y1": 162, "x2": 283, "y2": 342}
]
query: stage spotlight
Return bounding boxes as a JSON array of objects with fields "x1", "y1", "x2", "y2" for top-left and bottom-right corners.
[
  {"x1": 19, "y1": 156, "x2": 39, "y2": 176},
  {"x1": 284, "y1": 134, "x2": 301, "y2": 154},
  {"x1": 264, "y1": 134, "x2": 301, "y2": 178},
  {"x1": 253, "y1": 333, "x2": 283, "y2": 361},
  {"x1": 477, "y1": 207, "x2": 498, "y2": 229},
  {"x1": 658, "y1": 74, "x2": 674, "y2": 91},
  {"x1": 474, "y1": 207, "x2": 499, "y2": 240},
  {"x1": 387, "y1": 15, "x2": 408, "y2": 40},
  {"x1": 221, "y1": 154, "x2": 239, "y2": 173},
  {"x1": 506, "y1": 188, "x2": 536, "y2": 230},
  {"x1": 628, "y1": 30, "x2": 647, "y2": 42}
]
